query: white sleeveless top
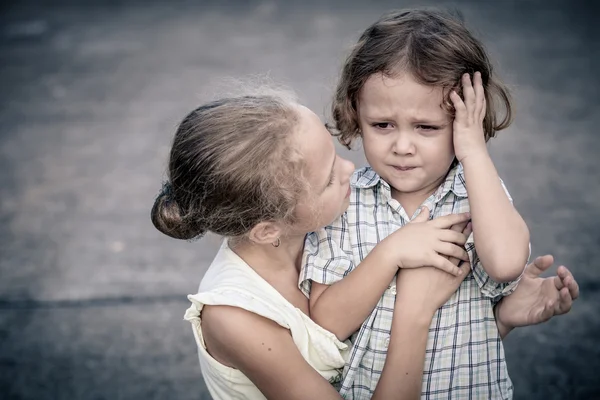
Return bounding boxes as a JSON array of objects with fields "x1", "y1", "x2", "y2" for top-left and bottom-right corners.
[{"x1": 184, "y1": 241, "x2": 348, "y2": 400}]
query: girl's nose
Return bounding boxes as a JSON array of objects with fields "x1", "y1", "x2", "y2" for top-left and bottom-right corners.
[{"x1": 340, "y1": 157, "x2": 355, "y2": 182}]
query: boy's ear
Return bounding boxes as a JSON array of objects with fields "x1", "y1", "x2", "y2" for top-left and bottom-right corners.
[{"x1": 248, "y1": 221, "x2": 283, "y2": 245}]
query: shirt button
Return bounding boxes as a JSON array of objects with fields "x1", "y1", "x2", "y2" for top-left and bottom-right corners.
[
  {"x1": 384, "y1": 337, "x2": 390, "y2": 348},
  {"x1": 390, "y1": 285, "x2": 397, "y2": 295}
]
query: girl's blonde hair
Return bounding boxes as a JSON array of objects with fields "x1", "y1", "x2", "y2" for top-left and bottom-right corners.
[
  {"x1": 151, "y1": 91, "x2": 308, "y2": 240},
  {"x1": 332, "y1": 8, "x2": 513, "y2": 149}
]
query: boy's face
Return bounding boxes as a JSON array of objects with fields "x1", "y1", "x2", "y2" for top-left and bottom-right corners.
[{"x1": 357, "y1": 72, "x2": 456, "y2": 205}]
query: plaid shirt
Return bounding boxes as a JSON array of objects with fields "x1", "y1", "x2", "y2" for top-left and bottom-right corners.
[{"x1": 300, "y1": 164, "x2": 525, "y2": 400}]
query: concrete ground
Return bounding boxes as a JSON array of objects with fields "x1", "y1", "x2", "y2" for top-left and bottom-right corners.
[{"x1": 0, "y1": 0, "x2": 598, "y2": 399}]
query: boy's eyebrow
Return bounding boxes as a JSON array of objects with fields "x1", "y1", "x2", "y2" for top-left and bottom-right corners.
[{"x1": 363, "y1": 113, "x2": 449, "y2": 125}]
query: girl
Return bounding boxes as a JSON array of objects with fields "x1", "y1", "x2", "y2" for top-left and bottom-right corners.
[
  {"x1": 301, "y1": 8, "x2": 566, "y2": 399},
  {"x1": 152, "y1": 89, "x2": 476, "y2": 399}
]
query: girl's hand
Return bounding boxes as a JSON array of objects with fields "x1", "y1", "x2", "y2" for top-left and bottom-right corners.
[
  {"x1": 450, "y1": 71, "x2": 488, "y2": 163},
  {"x1": 387, "y1": 207, "x2": 471, "y2": 276},
  {"x1": 495, "y1": 255, "x2": 580, "y2": 335}
]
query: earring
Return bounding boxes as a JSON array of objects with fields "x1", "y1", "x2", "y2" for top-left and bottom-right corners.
[{"x1": 272, "y1": 237, "x2": 281, "y2": 248}]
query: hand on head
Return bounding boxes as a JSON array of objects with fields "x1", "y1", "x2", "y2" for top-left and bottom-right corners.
[{"x1": 450, "y1": 71, "x2": 488, "y2": 163}]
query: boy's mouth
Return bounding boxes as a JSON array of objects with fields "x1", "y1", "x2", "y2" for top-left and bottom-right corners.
[{"x1": 392, "y1": 165, "x2": 416, "y2": 172}]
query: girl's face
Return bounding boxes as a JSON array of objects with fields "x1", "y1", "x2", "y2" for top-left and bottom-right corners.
[
  {"x1": 357, "y1": 73, "x2": 455, "y2": 208},
  {"x1": 292, "y1": 105, "x2": 355, "y2": 232}
]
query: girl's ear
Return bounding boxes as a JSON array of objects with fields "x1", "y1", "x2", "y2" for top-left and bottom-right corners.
[{"x1": 248, "y1": 221, "x2": 284, "y2": 245}]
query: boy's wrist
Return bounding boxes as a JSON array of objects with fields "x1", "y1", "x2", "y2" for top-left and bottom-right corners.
[
  {"x1": 457, "y1": 147, "x2": 490, "y2": 165},
  {"x1": 494, "y1": 300, "x2": 514, "y2": 333}
]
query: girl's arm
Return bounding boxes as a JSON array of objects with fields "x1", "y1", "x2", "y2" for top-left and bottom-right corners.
[
  {"x1": 202, "y1": 305, "x2": 342, "y2": 400},
  {"x1": 371, "y1": 305, "x2": 431, "y2": 399},
  {"x1": 373, "y1": 260, "x2": 473, "y2": 399},
  {"x1": 451, "y1": 72, "x2": 530, "y2": 283},
  {"x1": 309, "y1": 210, "x2": 470, "y2": 341}
]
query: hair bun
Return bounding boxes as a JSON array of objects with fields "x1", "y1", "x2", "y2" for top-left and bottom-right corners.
[{"x1": 151, "y1": 182, "x2": 205, "y2": 240}]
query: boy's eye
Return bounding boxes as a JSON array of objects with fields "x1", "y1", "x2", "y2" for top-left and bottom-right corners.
[{"x1": 372, "y1": 122, "x2": 393, "y2": 129}]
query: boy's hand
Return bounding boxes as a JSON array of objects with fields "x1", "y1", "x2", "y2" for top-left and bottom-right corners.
[
  {"x1": 389, "y1": 207, "x2": 471, "y2": 276},
  {"x1": 450, "y1": 71, "x2": 488, "y2": 163},
  {"x1": 495, "y1": 255, "x2": 580, "y2": 331}
]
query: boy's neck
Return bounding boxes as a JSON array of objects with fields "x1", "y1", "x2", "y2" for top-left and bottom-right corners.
[
  {"x1": 390, "y1": 169, "x2": 450, "y2": 218},
  {"x1": 392, "y1": 192, "x2": 429, "y2": 219},
  {"x1": 391, "y1": 180, "x2": 445, "y2": 219}
]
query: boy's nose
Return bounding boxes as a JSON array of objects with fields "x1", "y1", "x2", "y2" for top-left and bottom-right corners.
[{"x1": 392, "y1": 132, "x2": 416, "y2": 155}]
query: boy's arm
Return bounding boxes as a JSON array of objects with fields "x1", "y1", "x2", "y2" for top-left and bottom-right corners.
[
  {"x1": 451, "y1": 72, "x2": 529, "y2": 283},
  {"x1": 461, "y1": 153, "x2": 530, "y2": 282}
]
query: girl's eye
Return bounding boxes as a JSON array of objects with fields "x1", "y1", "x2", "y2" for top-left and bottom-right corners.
[
  {"x1": 372, "y1": 122, "x2": 393, "y2": 129},
  {"x1": 327, "y1": 172, "x2": 336, "y2": 187}
]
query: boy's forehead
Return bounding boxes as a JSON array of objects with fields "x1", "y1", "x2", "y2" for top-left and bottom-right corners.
[{"x1": 359, "y1": 76, "x2": 447, "y2": 118}]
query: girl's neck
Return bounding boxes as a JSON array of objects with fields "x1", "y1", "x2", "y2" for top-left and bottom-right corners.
[{"x1": 230, "y1": 234, "x2": 306, "y2": 278}]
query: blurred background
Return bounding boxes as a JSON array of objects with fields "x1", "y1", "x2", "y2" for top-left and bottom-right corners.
[{"x1": 0, "y1": 0, "x2": 598, "y2": 399}]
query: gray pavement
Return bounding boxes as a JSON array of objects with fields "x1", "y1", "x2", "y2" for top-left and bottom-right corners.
[{"x1": 0, "y1": 0, "x2": 598, "y2": 399}]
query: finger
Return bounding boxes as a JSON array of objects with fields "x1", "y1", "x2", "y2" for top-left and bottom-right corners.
[
  {"x1": 557, "y1": 265, "x2": 580, "y2": 300},
  {"x1": 444, "y1": 223, "x2": 469, "y2": 266},
  {"x1": 458, "y1": 260, "x2": 473, "y2": 273},
  {"x1": 473, "y1": 72, "x2": 485, "y2": 117},
  {"x1": 480, "y1": 94, "x2": 487, "y2": 123},
  {"x1": 447, "y1": 255, "x2": 461, "y2": 266},
  {"x1": 449, "y1": 221, "x2": 468, "y2": 233},
  {"x1": 462, "y1": 222, "x2": 473, "y2": 239},
  {"x1": 462, "y1": 73, "x2": 476, "y2": 111},
  {"x1": 431, "y1": 256, "x2": 463, "y2": 276},
  {"x1": 556, "y1": 287, "x2": 573, "y2": 315},
  {"x1": 552, "y1": 275, "x2": 564, "y2": 291},
  {"x1": 525, "y1": 255, "x2": 554, "y2": 278},
  {"x1": 438, "y1": 230, "x2": 468, "y2": 246},
  {"x1": 411, "y1": 206, "x2": 430, "y2": 223},
  {"x1": 450, "y1": 90, "x2": 467, "y2": 118},
  {"x1": 431, "y1": 212, "x2": 471, "y2": 228},
  {"x1": 435, "y1": 242, "x2": 470, "y2": 262}
]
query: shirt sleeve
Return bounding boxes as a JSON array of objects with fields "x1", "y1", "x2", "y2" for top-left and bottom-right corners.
[
  {"x1": 299, "y1": 214, "x2": 355, "y2": 298},
  {"x1": 470, "y1": 178, "x2": 530, "y2": 303}
]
